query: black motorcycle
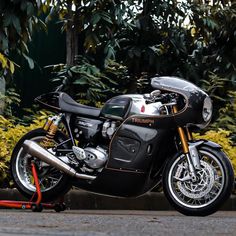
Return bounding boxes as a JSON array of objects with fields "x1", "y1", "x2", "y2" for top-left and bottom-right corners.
[{"x1": 10, "y1": 76, "x2": 234, "y2": 216}]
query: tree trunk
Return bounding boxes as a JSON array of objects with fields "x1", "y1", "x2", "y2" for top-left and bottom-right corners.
[{"x1": 66, "y1": 0, "x2": 80, "y2": 65}]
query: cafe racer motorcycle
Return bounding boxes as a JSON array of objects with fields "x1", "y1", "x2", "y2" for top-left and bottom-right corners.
[{"x1": 10, "y1": 76, "x2": 234, "y2": 216}]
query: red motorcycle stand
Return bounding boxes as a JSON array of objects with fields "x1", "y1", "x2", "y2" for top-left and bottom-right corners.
[{"x1": 0, "y1": 162, "x2": 66, "y2": 212}]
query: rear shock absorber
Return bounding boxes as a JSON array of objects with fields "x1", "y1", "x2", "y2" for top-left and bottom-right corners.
[{"x1": 41, "y1": 114, "x2": 63, "y2": 148}]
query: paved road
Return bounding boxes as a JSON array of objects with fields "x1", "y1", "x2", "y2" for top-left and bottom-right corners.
[{"x1": 0, "y1": 210, "x2": 236, "y2": 236}]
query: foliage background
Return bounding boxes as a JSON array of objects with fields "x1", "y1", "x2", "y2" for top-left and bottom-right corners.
[{"x1": 0, "y1": 0, "x2": 235, "y2": 185}]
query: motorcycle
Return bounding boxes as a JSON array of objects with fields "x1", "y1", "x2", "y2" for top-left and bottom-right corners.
[{"x1": 10, "y1": 76, "x2": 234, "y2": 216}]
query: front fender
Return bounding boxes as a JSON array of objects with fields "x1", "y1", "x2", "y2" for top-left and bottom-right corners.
[{"x1": 197, "y1": 139, "x2": 222, "y2": 150}]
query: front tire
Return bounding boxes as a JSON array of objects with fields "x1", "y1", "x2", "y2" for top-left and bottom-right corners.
[
  {"x1": 11, "y1": 128, "x2": 72, "y2": 202},
  {"x1": 163, "y1": 146, "x2": 234, "y2": 216}
]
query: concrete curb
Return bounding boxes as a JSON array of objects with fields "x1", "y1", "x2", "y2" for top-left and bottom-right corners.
[{"x1": 0, "y1": 188, "x2": 236, "y2": 210}]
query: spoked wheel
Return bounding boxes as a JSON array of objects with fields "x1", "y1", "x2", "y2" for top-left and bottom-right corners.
[
  {"x1": 163, "y1": 146, "x2": 234, "y2": 216},
  {"x1": 11, "y1": 128, "x2": 71, "y2": 202}
]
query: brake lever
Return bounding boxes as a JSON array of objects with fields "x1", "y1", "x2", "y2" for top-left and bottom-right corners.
[
  {"x1": 144, "y1": 90, "x2": 162, "y2": 103},
  {"x1": 150, "y1": 90, "x2": 161, "y2": 98}
]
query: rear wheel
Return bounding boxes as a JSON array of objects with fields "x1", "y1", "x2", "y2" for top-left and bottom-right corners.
[
  {"x1": 11, "y1": 128, "x2": 72, "y2": 202},
  {"x1": 163, "y1": 146, "x2": 234, "y2": 216}
]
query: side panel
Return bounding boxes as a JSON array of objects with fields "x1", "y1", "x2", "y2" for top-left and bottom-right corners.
[{"x1": 107, "y1": 124, "x2": 170, "y2": 172}]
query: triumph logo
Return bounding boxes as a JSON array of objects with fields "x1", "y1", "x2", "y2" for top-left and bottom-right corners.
[
  {"x1": 77, "y1": 120, "x2": 93, "y2": 127},
  {"x1": 131, "y1": 118, "x2": 155, "y2": 124}
]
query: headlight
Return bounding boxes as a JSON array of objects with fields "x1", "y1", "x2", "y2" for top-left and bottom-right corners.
[{"x1": 202, "y1": 97, "x2": 213, "y2": 122}]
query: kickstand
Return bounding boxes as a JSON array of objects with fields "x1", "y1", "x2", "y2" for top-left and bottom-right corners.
[{"x1": 0, "y1": 162, "x2": 66, "y2": 212}]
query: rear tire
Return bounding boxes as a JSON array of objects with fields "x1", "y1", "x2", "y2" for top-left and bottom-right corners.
[
  {"x1": 163, "y1": 146, "x2": 234, "y2": 216},
  {"x1": 11, "y1": 128, "x2": 72, "y2": 202}
]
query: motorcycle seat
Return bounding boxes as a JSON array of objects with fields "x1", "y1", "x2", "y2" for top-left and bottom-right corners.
[{"x1": 58, "y1": 93, "x2": 101, "y2": 117}]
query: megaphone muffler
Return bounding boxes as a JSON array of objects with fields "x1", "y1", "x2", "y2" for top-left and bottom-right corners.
[{"x1": 23, "y1": 140, "x2": 96, "y2": 181}]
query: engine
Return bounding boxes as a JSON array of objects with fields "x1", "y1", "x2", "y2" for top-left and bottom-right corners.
[
  {"x1": 72, "y1": 145, "x2": 108, "y2": 173},
  {"x1": 102, "y1": 120, "x2": 118, "y2": 139},
  {"x1": 71, "y1": 117, "x2": 119, "y2": 173},
  {"x1": 72, "y1": 117, "x2": 119, "y2": 141}
]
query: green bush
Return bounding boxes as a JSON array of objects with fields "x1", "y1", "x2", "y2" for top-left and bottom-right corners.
[
  {"x1": 0, "y1": 114, "x2": 45, "y2": 187},
  {"x1": 210, "y1": 91, "x2": 236, "y2": 142},
  {"x1": 194, "y1": 129, "x2": 236, "y2": 175}
]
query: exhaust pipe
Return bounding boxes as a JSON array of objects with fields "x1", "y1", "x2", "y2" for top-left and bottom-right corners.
[{"x1": 23, "y1": 140, "x2": 96, "y2": 181}]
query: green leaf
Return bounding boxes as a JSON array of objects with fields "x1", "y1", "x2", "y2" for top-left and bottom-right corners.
[
  {"x1": 101, "y1": 75, "x2": 118, "y2": 85},
  {"x1": 211, "y1": 95, "x2": 227, "y2": 102},
  {"x1": 21, "y1": 41, "x2": 29, "y2": 54},
  {"x1": 9, "y1": 61, "x2": 15, "y2": 74},
  {"x1": 0, "y1": 34, "x2": 8, "y2": 51},
  {"x1": 38, "y1": 19, "x2": 47, "y2": 32},
  {"x1": 12, "y1": 16, "x2": 22, "y2": 35},
  {"x1": 23, "y1": 53, "x2": 34, "y2": 69},
  {"x1": 73, "y1": 77, "x2": 88, "y2": 85},
  {"x1": 27, "y1": 2, "x2": 35, "y2": 16},
  {"x1": 91, "y1": 13, "x2": 101, "y2": 25},
  {"x1": 3, "y1": 15, "x2": 12, "y2": 27},
  {"x1": 70, "y1": 66, "x2": 81, "y2": 74},
  {"x1": 100, "y1": 12, "x2": 113, "y2": 24},
  {"x1": 89, "y1": 66, "x2": 100, "y2": 75},
  {"x1": 106, "y1": 46, "x2": 116, "y2": 59}
]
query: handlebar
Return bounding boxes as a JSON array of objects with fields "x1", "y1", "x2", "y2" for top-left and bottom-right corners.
[{"x1": 144, "y1": 91, "x2": 179, "y2": 105}]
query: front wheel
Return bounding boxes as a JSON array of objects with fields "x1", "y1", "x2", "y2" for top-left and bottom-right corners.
[{"x1": 163, "y1": 146, "x2": 234, "y2": 216}]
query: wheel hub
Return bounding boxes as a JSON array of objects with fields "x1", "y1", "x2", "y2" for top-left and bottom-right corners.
[{"x1": 176, "y1": 160, "x2": 215, "y2": 199}]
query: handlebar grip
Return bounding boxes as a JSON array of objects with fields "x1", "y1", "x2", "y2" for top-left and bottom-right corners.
[{"x1": 150, "y1": 90, "x2": 161, "y2": 97}]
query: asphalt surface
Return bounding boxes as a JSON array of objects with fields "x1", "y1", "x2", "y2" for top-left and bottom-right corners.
[{"x1": 0, "y1": 210, "x2": 235, "y2": 236}]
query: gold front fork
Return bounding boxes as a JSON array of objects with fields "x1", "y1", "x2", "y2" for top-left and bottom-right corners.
[
  {"x1": 172, "y1": 105, "x2": 189, "y2": 154},
  {"x1": 186, "y1": 127, "x2": 193, "y2": 141},
  {"x1": 173, "y1": 105, "x2": 197, "y2": 181}
]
